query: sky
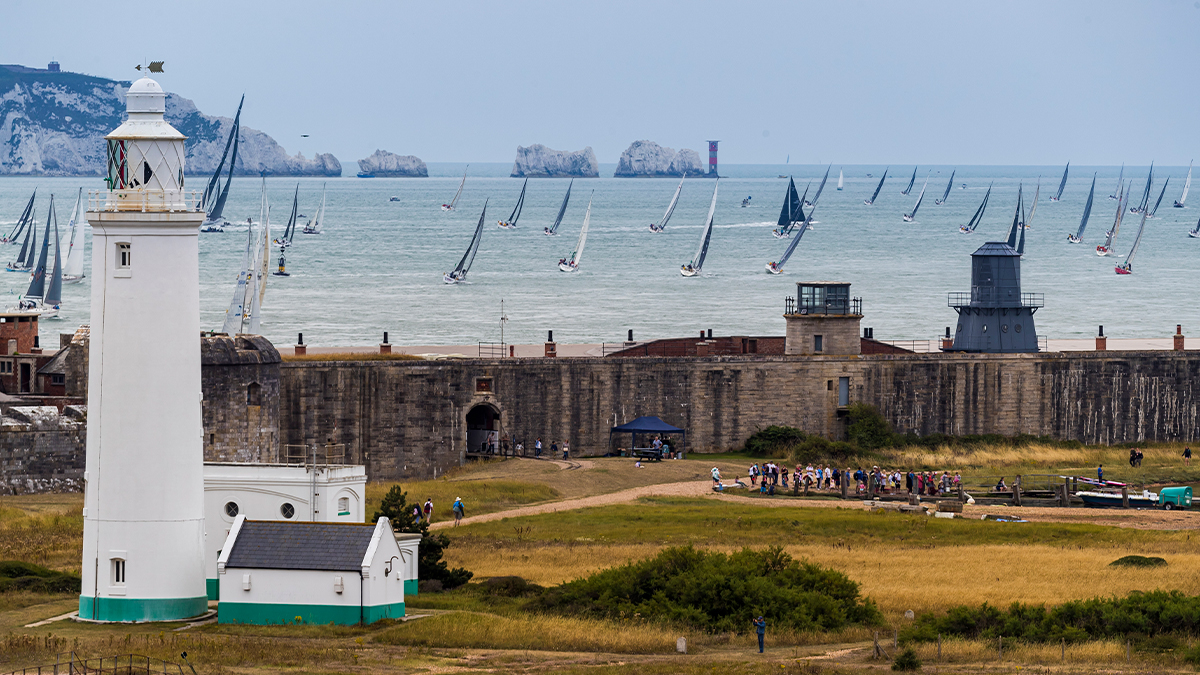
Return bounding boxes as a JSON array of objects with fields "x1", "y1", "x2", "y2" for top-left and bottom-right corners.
[{"x1": 5, "y1": 0, "x2": 1199, "y2": 167}]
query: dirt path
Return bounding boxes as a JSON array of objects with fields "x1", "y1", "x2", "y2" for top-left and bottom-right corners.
[{"x1": 434, "y1": 478, "x2": 1200, "y2": 531}]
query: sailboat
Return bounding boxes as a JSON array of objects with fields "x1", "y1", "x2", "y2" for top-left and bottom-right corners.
[
  {"x1": 836, "y1": 169, "x2": 844, "y2": 191},
  {"x1": 681, "y1": 181, "x2": 718, "y2": 277},
  {"x1": 1097, "y1": 181, "x2": 1127, "y2": 256},
  {"x1": 1049, "y1": 162, "x2": 1069, "y2": 202},
  {"x1": 273, "y1": 185, "x2": 299, "y2": 247},
  {"x1": 1174, "y1": 161, "x2": 1192, "y2": 208},
  {"x1": 864, "y1": 169, "x2": 888, "y2": 205},
  {"x1": 221, "y1": 182, "x2": 268, "y2": 334},
  {"x1": 558, "y1": 192, "x2": 593, "y2": 272},
  {"x1": 900, "y1": 167, "x2": 917, "y2": 195},
  {"x1": 902, "y1": 175, "x2": 928, "y2": 222},
  {"x1": 959, "y1": 183, "x2": 992, "y2": 233},
  {"x1": 1131, "y1": 163, "x2": 1153, "y2": 214},
  {"x1": 804, "y1": 165, "x2": 831, "y2": 207},
  {"x1": 650, "y1": 177, "x2": 683, "y2": 232},
  {"x1": 1067, "y1": 174, "x2": 1096, "y2": 243},
  {"x1": 934, "y1": 169, "x2": 956, "y2": 205},
  {"x1": 13, "y1": 195, "x2": 60, "y2": 317},
  {"x1": 498, "y1": 178, "x2": 526, "y2": 229},
  {"x1": 7, "y1": 196, "x2": 39, "y2": 273},
  {"x1": 302, "y1": 184, "x2": 326, "y2": 234},
  {"x1": 247, "y1": 204, "x2": 270, "y2": 334},
  {"x1": 1115, "y1": 208, "x2": 1149, "y2": 274},
  {"x1": 1109, "y1": 164, "x2": 1124, "y2": 200},
  {"x1": 2, "y1": 189, "x2": 36, "y2": 244},
  {"x1": 544, "y1": 179, "x2": 573, "y2": 235},
  {"x1": 772, "y1": 180, "x2": 806, "y2": 238},
  {"x1": 61, "y1": 188, "x2": 88, "y2": 283},
  {"x1": 1021, "y1": 179, "x2": 1040, "y2": 229},
  {"x1": 445, "y1": 199, "x2": 487, "y2": 284},
  {"x1": 1004, "y1": 185, "x2": 1024, "y2": 248},
  {"x1": 1189, "y1": 216, "x2": 1200, "y2": 238},
  {"x1": 1147, "y1": 178, "x2": 1169, "y2": 218},
  {"x1": 766, "y1": 209, "x2": 814, "y2": 274},
  {"x1": 200, "y1": 96, "x2": 243, "y2": 232},
  {"x1": 441, "y1": 166, "x2": 468, "y2": 211}
]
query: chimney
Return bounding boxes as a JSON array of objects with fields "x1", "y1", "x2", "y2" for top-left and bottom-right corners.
[
  {"x1": 509, "y1": 344, "x2": 515, "y2": 358},
  {"x1": 1175, "y1": 324, "x2": 1185, "y2": 351},
  {"x1": 707, "y1": 329, "x2": 713, "y2": 339},
  {"x1": 380, "y1": 331, "x2": 391, "y2": 355},
  {"x1": 31, "y1": 335, "x2": 42, "y2": 355},
  {"x1": 295, "y1": 332, "x2": 306, "y2": 356},
  {"x1": 1096, "y1": 325, "x2": 1106, "y2": 351},
  {"x1": 941, "y1": 326, "x2": 953, "y2": 351},
  {"x1": 544, "y1": 330, "x2": 556, "y2": 358}
]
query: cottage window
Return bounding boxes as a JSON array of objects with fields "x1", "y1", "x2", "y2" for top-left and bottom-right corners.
[
  {"x1": 116, "y1": 243, "x2": 131, "y2": 269},
  {"x1": 337, "y1": 497, "x2": 350, "y2": 516},
  {"x1": 814, "y1": 335, "x2": 824, "y2": 352},
  {"x1": 51, "y1": 373, "x2": 64, "y2": 386},
  {"x1": 112, "y1": 558, "x2": 125, "y2": 585},
  {"x1": 224, "y1": 501, "x2": 239, "y2": 518},
  {"x1": 0, "y1": 361, "x2": 11, "y2": 374},
  {"x1": 838, "y1": 377, "x2": 850, "y2": 407}
]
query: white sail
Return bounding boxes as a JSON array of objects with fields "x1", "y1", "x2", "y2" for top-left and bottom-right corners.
[
  {"x1": 560, "y1": 193, "x2": 593, "y2": 271},
  {"x1": 837, "y1": 169, "x2": 843, "y2": 191},
  {"x1": 222, "y1": 181, "x2": 267, "y2": 334},
  {"x1": 61, "y1": 187, "x2": 87, "y2": 282},
  {"x1": 1176, "y1": 161, "x2": 1192, "y2": 208},
  {"x1": 651, "y1": 177, "x2": 684, "y2": 231},
  {"x1": 683, "y1": 181, "x2": 718, "y2": 275},
  {"x1": 443, "y1": 166, "x2": 468, "y2": 210},
  {"x1": 903, "y1": 176, "x2": 928, "y2": 221},
  {"x1": 304, "y1": 184, "x2": 326, "y2": 233},
  {"x1": 248, "y1": 205, "x2": 271, "y2": 334}
]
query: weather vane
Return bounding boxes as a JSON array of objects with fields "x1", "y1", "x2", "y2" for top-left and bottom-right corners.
[{"x1": 135, "y1": 61, "x2": 165, "y2": 73}]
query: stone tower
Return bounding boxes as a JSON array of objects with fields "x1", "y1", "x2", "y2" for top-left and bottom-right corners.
[
  {"x1": 784, "y1": 282, "x2": 862, "y2": 356},
  {"x1": 79, "y1": 76, "x2": 208, "y2": 621}
]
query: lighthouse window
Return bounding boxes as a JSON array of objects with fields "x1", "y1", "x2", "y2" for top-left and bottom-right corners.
[
  {"x1": 224, "y1": 501, "x2": 239, "y2": 518},
  {"x1": 112, "y1": 558, "x2": 125, "y2": 585},
  {"x1": 116, "y1": 243, "x2": 131, "y2": 269},
  {"x1": 338, "y1": 497, "x2": 350, "y2": 516},
  {"x1": 280, "y1": 503, "x2": 295, "y2": 519}
]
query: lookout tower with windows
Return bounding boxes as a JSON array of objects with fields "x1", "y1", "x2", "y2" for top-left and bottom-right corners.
[
  {"x1": 784, "y1": 282, "x2": 863, "y2": 356},
  {"x1": 80, "y1": 76, "x2": 207, "y2": 622},
  {"x1": 945, "y1": 241, "x2": 1043, "y2": 353}
]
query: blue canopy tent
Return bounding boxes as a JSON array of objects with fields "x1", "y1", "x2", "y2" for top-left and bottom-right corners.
[{"x1": 609, "y1": 416, "x2": 686, "y2": 457}]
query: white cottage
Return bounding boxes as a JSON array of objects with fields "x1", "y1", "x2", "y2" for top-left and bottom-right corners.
[
  {"x1": 202, "y1": 462, "x2": 367, "y2": 600},
  {"x1": 217, "y1": 516, "x2": 417, "y2": 625}
]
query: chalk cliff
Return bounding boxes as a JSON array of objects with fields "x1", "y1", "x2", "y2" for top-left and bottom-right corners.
[
  {"x1": 614, "y1": 140, "x2": 705, "y2": 177},
  {"x1": 356, "y1": 149, "x2": 428, "y2": 177},
  {"x1": 510, "y1": 144, "x2": 598, "y2": 178},
  {"x1": 0, "y1": 64, "x2": 341, "y2": 176}
]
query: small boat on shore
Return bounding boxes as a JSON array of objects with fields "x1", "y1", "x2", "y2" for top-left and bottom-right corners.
[{"x1": 1077, "y1": 489, "x2": 1158, "y2": 508}]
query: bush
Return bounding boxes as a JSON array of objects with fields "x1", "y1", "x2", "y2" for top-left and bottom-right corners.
[
  {"x1": 372, "y1": 486, "x2": 473, "y2": 589},
  {"x1": 0, "y1": 560, "x2": 80, "y2": 594},
  {"x1": 1110, "y1": 555, "x2": 1167, "y2": 568},
  {"x1": 533, "y1": 545, "x2": 881, "y2": 633},
  {"x1": 744, "y1": 426, "x2": 808, "y2": 457},
  {"x1": 901, "y1": 591, "x2": 1200, "y2": 643},
  {"x1": 1184, "y1": 642, "x2": 1200, "y2": 667},
  {"x1": 847, "y1": 404, "x2": 894, "y2": 450},
  {"x1": 892, "y1": 647, "x2": 921, "y2": 671}
]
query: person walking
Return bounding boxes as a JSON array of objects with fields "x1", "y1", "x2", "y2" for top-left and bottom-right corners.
[
  {"x1": 411, "y1": 504, "x2": 422, "y2": 527},
  {"x1": 1185, "y1": 447, "x2": 1192, "y2": 466},
  {"x1": 753, "y1": 615, "x2": 766, "y2": 653},
  {"x1": 1098, "y1": 464, "x2": 1104, "y2": 481},
  {"x1": 422, "y1": 498, "x2": 433, "y2": 523},
  {"x1": 535, "y1": 437, "x2": 542, "y2": 458},
  {"x1": 550, "y1": 440, "x2": 559, "y2": 458},
  {"x1": 562, "y1": 440, "x2": 570, "y2": 460},
  {"x1": 452, "y1": 497, "x2": 465, "y2": 526},
  {"x1": 711, "y1": 466, "x2": 722, "y2": 487}
]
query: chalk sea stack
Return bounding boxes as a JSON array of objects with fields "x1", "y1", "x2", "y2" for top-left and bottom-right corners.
[
  {"x1": 614, "y1": 140, "x2": 705, "y2": 177},
  {"x1": 510, "y1": 144, "x2": 598, "y2": 178},
  {"x1": 356, "y1": 150, "x2": 428, "y2": 177},
  {"x1": 0, "y1": 63, "x2": 340, "y2": 176}
]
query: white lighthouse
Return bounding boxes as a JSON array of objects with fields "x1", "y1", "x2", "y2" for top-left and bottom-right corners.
[{"x1": 79, "y1": 76, "x2": 208, "y2": 621}]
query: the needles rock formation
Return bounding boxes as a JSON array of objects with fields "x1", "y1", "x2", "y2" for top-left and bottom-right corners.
[
  {"x1": 510, "y1": 144, "x2": 599, "y2": 178},
  {"x1": 356, "y1": 150, "x2": 428, "y2": 177},
  {"x1": 614, "y1": 140, "x2": 705, "y2": 177}
]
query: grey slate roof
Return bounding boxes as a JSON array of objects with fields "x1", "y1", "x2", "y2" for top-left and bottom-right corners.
[
  {"x1": 972, "y1": 242, "x2": 1020, "y2": 257},
  {"x1": 225, "y1": 520, "x2": 378, "y2": 571}
]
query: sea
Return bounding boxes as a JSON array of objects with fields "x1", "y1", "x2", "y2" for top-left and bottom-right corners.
[{"x1": 0, "y1": 163, "x2": 1194, "y2": 349}]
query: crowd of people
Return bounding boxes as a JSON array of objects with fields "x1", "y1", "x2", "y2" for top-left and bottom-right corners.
[{"x1": 733, "y1": 462, "x2": 965, "y2": 496}]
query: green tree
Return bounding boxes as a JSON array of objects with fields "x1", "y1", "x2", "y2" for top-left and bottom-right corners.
[
  {"x1": 847, "y1": 403, "x2": 895, "y2": 450},
  {"x1": 372, "y1": 485, "x2": 473, "y2": 589}
]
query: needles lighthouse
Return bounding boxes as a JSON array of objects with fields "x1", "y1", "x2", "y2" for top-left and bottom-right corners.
[{"x1": 79, "y1": 75, "x2": 208, "y2": 621}]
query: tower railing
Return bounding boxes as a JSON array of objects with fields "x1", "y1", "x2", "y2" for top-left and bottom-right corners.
[
  {"x1": 280, "y1": 443, "x2": 352, "y2": 466},
  {"x1": 784, "y1": 296, "x2": 862, "y2": 316},
  {"x1": 88, "y1": 190, "x2": 200, "y2": 214},
  {"x1": 947, "y1": 291, "x2": 1044, "y2": 308}
]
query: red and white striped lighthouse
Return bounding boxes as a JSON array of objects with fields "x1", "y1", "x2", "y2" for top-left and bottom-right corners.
[{"x1": 707, "y1": 141, "x2": 719, "y2": 177}]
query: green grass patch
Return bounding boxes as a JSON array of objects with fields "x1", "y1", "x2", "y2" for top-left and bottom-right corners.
[
  {"x1": 446, "y1": 496, "x2": 1188, "y2": 551},
  {"x1": 366, "y1": 479, "x2": 559, "y2": 525},
  {"x1": 1110, "y1": 555, "x2": 1168, "y2": 568},
  {"x1": 0, "y1": 561, "x2": 80, "y2": 593}
]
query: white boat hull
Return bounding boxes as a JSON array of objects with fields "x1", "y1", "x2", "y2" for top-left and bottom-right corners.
[
  {"x1": 543, "y1": 229, "x2": 558, "y2": 236},
  {"x1": 765, "y1": 263, "x2": 783, "y2": 275},
  {"x1": 498, "y1": 221, "x2": 516, "y2": 230},
  {"x1": 649, "y1": 225, "x2": 663, "y2": 233},
  {"x1": 772, "y1": 229, "x2": 789, "y2": 239},
  {"x1": 680, "y1": 266, "x2": 700, "y2": 277},
  {"x1": 902, "y1": 215, "x2": 914, "y2": 222},
  {"x1": 441, "y1": 205, "x2": 454, "y2": 212},
  {"x1": 959, "y1": 226, "x2": 973, "y2": 234},
  {"x1": 443, "y1": 273, "x2": 463, "y2": 284},
  {"x1": 1096, "y1": 246, "x2": 1114, "y2": 256},
  {"x1": 558, "y1": 263, "x2": 578, "y2": 273},
  {"x1": 1189, "y1": 231, "x2": 1200, "y2": 238},
  {"x1": 62, "y1": 275, "x2": 85, "y2": 284},
  {"x1": 1067, "y1": 235, "x2": 1081, "y2": 243}
]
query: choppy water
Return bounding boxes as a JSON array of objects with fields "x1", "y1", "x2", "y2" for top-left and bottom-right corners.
[{"x1": 0, "y1": 163, "x2": 1195, "y2": 348}]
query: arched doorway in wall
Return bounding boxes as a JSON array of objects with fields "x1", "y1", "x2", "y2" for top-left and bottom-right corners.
[{"x1": 466, "y1": 404, "x2": 499, "y2": 455}]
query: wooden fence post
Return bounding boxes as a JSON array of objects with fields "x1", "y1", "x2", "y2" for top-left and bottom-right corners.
[
  {"x1": 893, "y1": 628, "x2": 897, "y2": 650},
  {"x1": 841, "y1": 469, "x2": 849, "y2": 499},
  {"x1": 937, "y1": 633, "x2": 942, "y2": 660},
  {"x1": 998, "y1": 635, "x2": 1003, "y2": 660},
  {"x1": 1013, "y1": 476, "x2": 1022, "y2": 507},
  {"x1": 1061, "y1": 637, "x2": 1065, "y2": 662},
  {"x1": 1122, "y1": 486, "x2": 1130, "y2": 508},
  {"x1": 874, "y1": 631, "x2": 880, "y2": 659},
  {"x1": 1064, "y1": 477, "x2": 1072, "y2": 507}
]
